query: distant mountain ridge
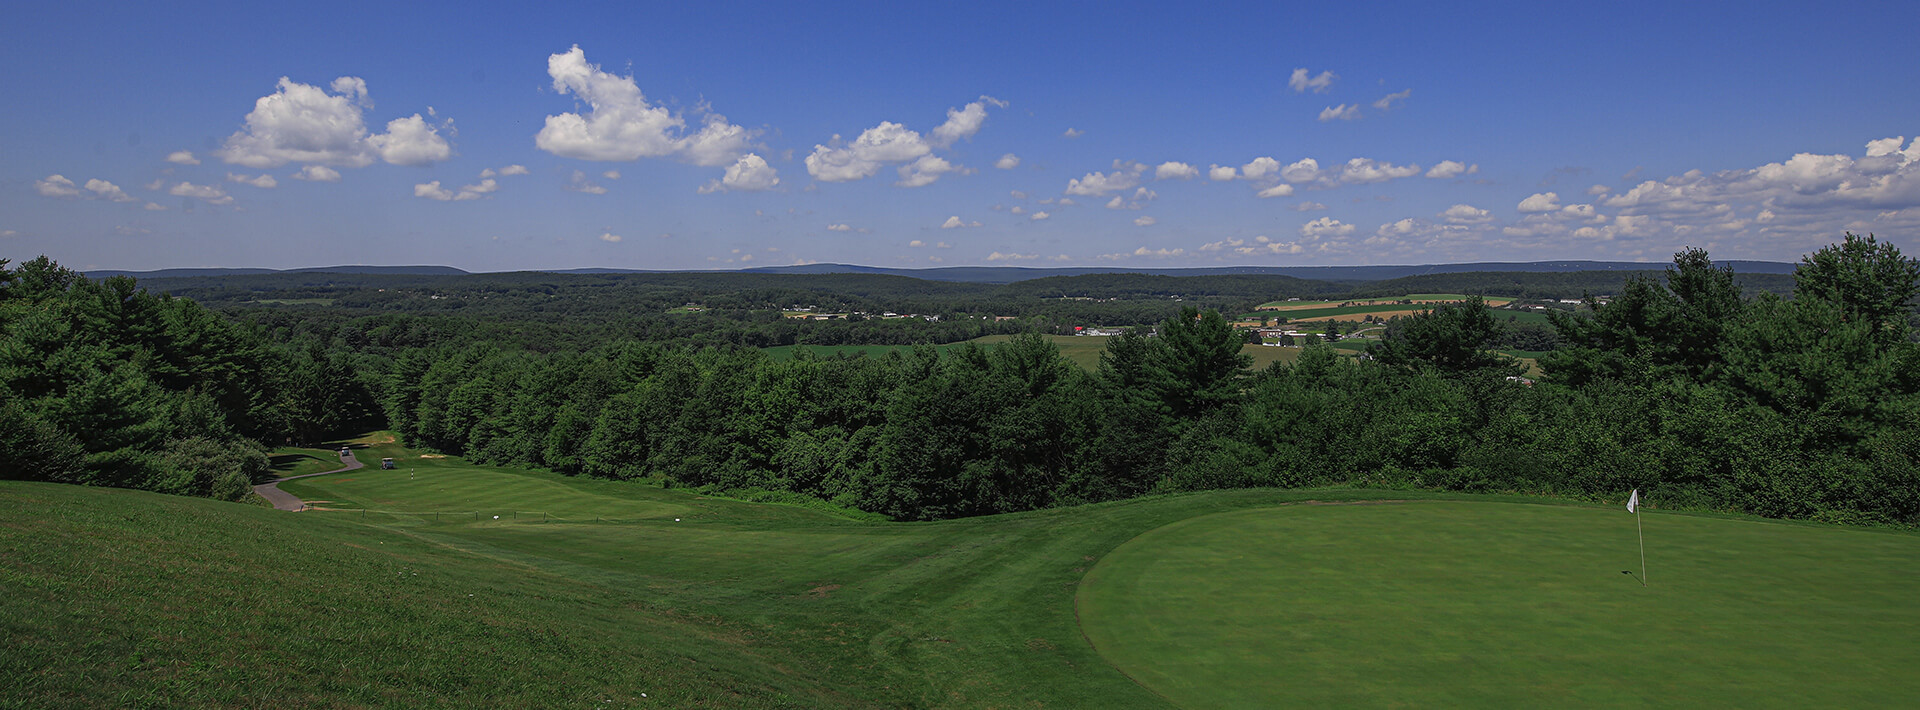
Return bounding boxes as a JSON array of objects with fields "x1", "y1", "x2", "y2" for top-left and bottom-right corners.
[
  {"x1": 87, "y1": 260, "x2": 1798, "y2": 284},
  {"x1": 86, "y1": 265, "x2": 471, "y2": 279},
  {"x1": 738, "y1": 261, "x2": 1800, "y2": 283}
]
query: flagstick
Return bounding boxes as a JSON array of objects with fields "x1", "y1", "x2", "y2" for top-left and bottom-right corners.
[{"x1": 1635, "y1": 507, "x2": 1647, "y2": 587}]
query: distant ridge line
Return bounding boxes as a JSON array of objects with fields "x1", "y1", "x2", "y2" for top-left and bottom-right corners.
[
  {"x1": 86, "y1": 265, "x2": 470, "y2": 279},
  {"x1": 86, "y1": 260, "x2": 1798, "y2": 285}
]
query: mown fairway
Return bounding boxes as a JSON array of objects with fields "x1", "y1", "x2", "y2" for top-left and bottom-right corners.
[
  {"x1": 1079, "y1": 502, "x2": 1920, "y2": 708},
  {"x1": 9, "y1": 445, "x2": 1917, "y2": 708}
]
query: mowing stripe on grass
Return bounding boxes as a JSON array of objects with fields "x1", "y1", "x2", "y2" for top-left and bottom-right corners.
[{"x1": 1078, "y1": 501, "x2": 1920, "y2": 708}]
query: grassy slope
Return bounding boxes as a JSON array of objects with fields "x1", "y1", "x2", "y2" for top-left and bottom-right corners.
[
  {"x1": 13, "y1": 446, "x2": 1913, "y2": 708},
  {"x1": 0, "y1": 482, "x2": 872, "y2": 709},
  {"x1": 1080, "y1": 502, "x2": 1920, "y2": 708}
]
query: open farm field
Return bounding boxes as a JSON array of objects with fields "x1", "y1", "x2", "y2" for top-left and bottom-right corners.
[
  {"x1": 1492, "y1": 308, "x2": 1557, "y2": 326},
  {"x1": 245, "y1": 298, "x2": 336, "y2": 306},
  {"x1": 1254, "y1": 294, "x2": 1510, "y2": 312},
  {"x1": 10, "y1": 441, "x2": 1915, "y2": 708}
]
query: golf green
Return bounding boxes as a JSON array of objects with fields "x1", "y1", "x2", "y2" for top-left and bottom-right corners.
[{"x1": 1077, "y1": 501, "x2": 1920, "y2": 708}]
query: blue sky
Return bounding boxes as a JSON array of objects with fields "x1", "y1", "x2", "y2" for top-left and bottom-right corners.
[{"x1": 6, "y1": 1, "x2": 1918, "y2": 272}]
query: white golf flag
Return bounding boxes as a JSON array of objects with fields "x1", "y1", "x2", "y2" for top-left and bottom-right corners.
[{"x1": 1627, "y1": 489, "x2": 1639, "y2": 513}]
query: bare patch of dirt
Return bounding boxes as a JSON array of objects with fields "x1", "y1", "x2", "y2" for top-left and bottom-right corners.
[{"x1": 805, "y1": 584, "x2": 841, "y2": 598}]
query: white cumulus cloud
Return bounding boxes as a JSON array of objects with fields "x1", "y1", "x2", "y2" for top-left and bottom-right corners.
[
  {"x1": 226, "y1": 173, "x2": 278, "y2": 189},
  {"x1": 896, "y1": 154, "x2": 956, "y2": 187},
  {"x1": 217, "y1": 76, "x2": 452, "y2": 168},
  {"x1": 1372, "y1": 89, "x2": 1411, "y2": 111},
  {"x1": 806, "y1": 121, "x2": 936, "y2": 183},
  {"x1": 995, "y1": 153, "x2": 1021, "y2": 169},
  {"x1": 84, "y1": 179, "x2": 137, "y2": 202},
  {"x1": 414, "y1": 178, "x2": 496, "y2": 201},
  {"x1": 941, "y1": 216, "x2": 980, "y2": 229},
  {"x1": 292, "y1": 165, "x2": 341, "y2": 182},
  {"x1": 1319, "y1": 104, "x2": 1362, "y2": 122},
  {"x1": 1208, "y1": 165, "x2": 1237, "y2": 181},
  {"x1": 1518, "y1": 192, "x2": 1562, "y2": 212},
  {"x1": 1062, "y1": 127, "x2": 1084, "y2": 138},
  {"x1": 931, "y1": 97, "x2": 1000, "y2": 147},
  {"x1": 1338, "y1": 158, "x2": 1421, "y2": 184},
  {"x1": 169, "y1": 181, "x2": 234, "y2": 205},
  {"x1": 599, "y1": 232, "x2": 622, "y2": 243},
  {"x1": 1441, "y1": 204, "x2": 1492, "y2": 224},
  {"x1": 1426, "y1": 161, "x2": 1478, "y2": 179},
  {"x1": 1031, "y1": 211, "x2": 1051, "y2": 220},
  {"x1": 1134, "y1": 215, "x2": 1157, "y2": 226},
  {"x1": 1066, "y1": 161, "x2": 1145, "y2": 196},
  {"x1": 165, "y1": 151, "x2": 200, "y2": 165},
  {"x1": 1133, "y1": 246, "x2": 1186, "y2": 258},
  {"x1": 366, "y1": 114, "x2": 454, "y2": 166},
  {"x1": 1241, "y1": 156, "x2": 1281, "y2": 181},
  {"x1": 1105, "y1": 186, "x2": 1157, "y2": 210},
  {"x1": 536, "y1": 45, "x2": 753, "y2": 166},
  {"x1": 700, "y1": 153, "x2": 780, "y2": 193},
  {"x1": 987, "y1": 251, "x2": 1038, "y2": 261},
  {"x1": 1300, "y1": 217, "x2": 1355, "y2": 238},
  {"x1": 1257, "y1": 184, "x2": 1295, "y2": 198},
  {"x1": 1156, "y1": 161, "x2": 1199, "y2": 180},
  {"x1": 1289, "y1": 68, "x2": 1336, "y2": 93},
  {"x1": 1282, "y1": 158, "x2": 1321, "y2": 184},
  {"x1": 35, "y1": 175, "x2": 81, "y2": 198}
]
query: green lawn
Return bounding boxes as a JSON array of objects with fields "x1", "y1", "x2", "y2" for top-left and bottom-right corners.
[
  {"x1": 1492, "y1": 308, "x2": 1556, "y2": 326},
  {"x1": 9, "y1": 443, "x2": 1916, "y2": 708},
  {"x1": 1078, "y1": 502, "x2": 1920, "y2": 708}
]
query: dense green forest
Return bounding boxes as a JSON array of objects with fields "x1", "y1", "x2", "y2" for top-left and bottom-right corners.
[
  {"x1": 0, "y1": 257, "x2": 381, "y2": 500},
  {"x1": 134, "y1": 266, "x2": 1693, "y2": 353},
  {"x1": 5, "y1": 236, "x2": 1915, "y2": 526}
]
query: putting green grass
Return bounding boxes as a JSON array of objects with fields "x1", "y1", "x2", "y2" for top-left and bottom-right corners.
[{"x1": 1078, "y1": 501, "x2": 1920, "y2": 708}]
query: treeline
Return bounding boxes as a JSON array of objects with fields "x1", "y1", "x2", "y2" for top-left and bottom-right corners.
[
  {"x1": 1348, "y1": 269, "x2": 1797, "y2": 300},
  {"x1": 380, "y1": 319, "x2": 1248, "y2": 520},
  {"x1": 141, "y1": 268, "x2": 1692, "y2": 355},
  {"x1": 0, "y1": 257, "x2": 378, "y2": 500},
  {"x1": 379, "y1": 235, "x2": 1919, "y2": 526}
]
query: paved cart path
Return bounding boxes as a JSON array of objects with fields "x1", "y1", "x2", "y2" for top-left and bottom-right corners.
[{"x1": 254, "y1": 452, "x2": 364, "y2": 511}]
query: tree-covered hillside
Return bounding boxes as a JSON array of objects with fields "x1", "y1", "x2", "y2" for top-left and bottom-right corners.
[{"x1": 9, "y1": 236, "x2": 1916, "y2": 527}]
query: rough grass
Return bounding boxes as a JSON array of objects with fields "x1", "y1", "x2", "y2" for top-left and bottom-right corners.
[
  {"x1": 0, "y1": 482, "x2": 872, "y2": 709},
  {"x1": 1079, "y1": 502, "x2": 1920, "y2": 708}
]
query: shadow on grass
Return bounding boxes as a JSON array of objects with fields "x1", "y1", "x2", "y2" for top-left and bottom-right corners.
[{"x1": 268, "y1": 452, "x2": 328, "y2": 474}]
